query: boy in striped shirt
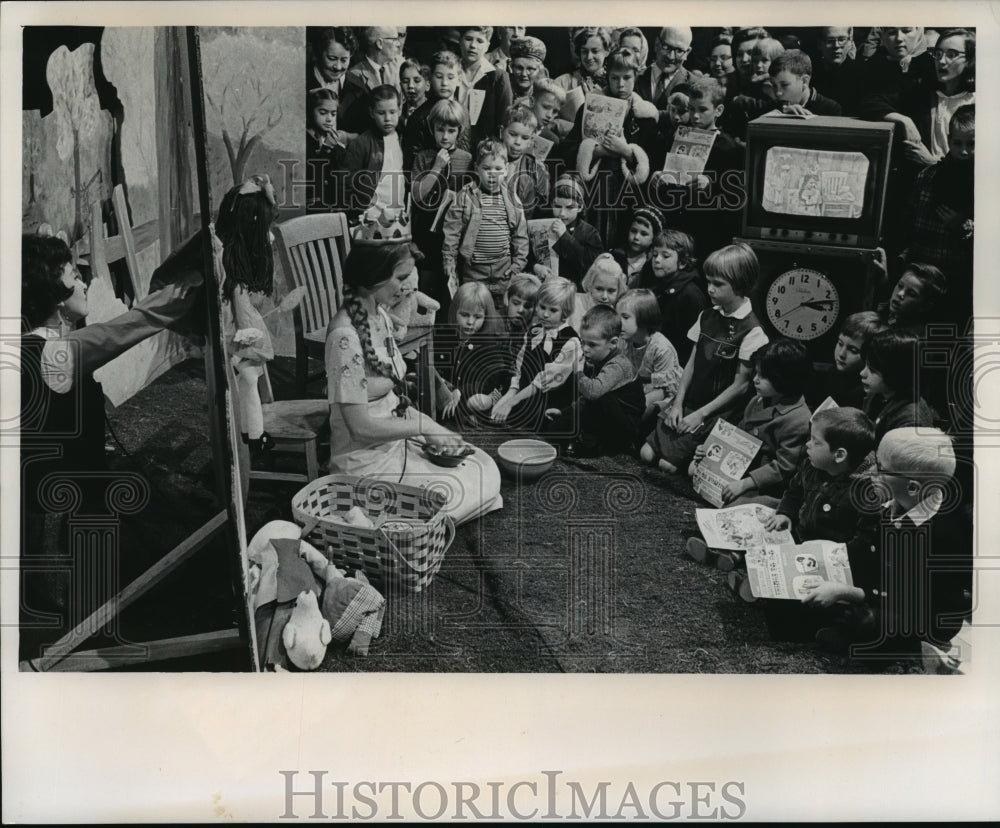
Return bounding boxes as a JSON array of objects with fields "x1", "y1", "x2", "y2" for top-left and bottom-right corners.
[{"x1": 442, "y1": 138, "x2": 529, "y2": 309}]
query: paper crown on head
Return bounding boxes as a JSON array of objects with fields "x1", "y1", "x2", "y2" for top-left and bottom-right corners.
[{"x1": 351, "y1": 203, "x2": 412, "y2": 245}]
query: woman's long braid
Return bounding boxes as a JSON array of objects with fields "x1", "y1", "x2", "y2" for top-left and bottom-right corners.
[{"x1": 345, "y1": 287, "x2": 411, "y2": 417}]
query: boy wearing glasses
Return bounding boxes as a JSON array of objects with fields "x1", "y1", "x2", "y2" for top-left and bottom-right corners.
[
  {"x1": 811, "y1": 26, "x2": 864, "y2": 115},
  {"x1": 638, "y1": 26, "x2": 693, "y2": 128},
  {"x1": 803, "y1": 427, "x2": 972, "y2": 669}
]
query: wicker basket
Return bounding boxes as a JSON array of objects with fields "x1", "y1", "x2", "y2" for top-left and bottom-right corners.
[{"x1": 291, "y1": 475, "x2": 455, "y2": 593}]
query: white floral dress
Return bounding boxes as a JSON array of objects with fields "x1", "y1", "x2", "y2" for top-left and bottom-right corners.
[{"x1": 325, "y1": 307, "x2": 502, "y2": 525}]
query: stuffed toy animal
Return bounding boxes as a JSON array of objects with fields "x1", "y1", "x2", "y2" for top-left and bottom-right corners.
[
  {"x1": 386, "y1": 265, "x2": 440, "y2": 342},
  {"x1": 298, "y1": 543, "x2": 387, "y2": 657},
  {"x1": 246, "y1": 520, "x2": 386, "y2": 669}
]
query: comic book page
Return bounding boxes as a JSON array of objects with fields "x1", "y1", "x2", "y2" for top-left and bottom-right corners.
[
  {"x1": 527, "y1": 218, "x2": 559, "y2": 278},
  {"x1": 692, "y1": 420, "x2": 762, "y2": 508},
  {"x1": 581, "y1": 91, "x2": 628, "y2": 140},
  {"x1": 660, "y1": 125, "x2": 717, "y2": 179},
  {"x1": 761, "y1": 146, "x2": 869, "y2": 219},
  {"x1": 695, "y1": 505, "x2": 794, "y2": 551},
  {"x1": 531, "y1": 134, "x2": 554, "y2": 162},
  {"x1": 745, "y1": 540, "x2": 854, "y2": 600}
]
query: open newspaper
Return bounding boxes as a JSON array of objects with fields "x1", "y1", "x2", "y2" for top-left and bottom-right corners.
[
  {"x1": 661, "y1": 125, "x2": 718, "y2": 180},
  {"x1": 745, "y1": 540, "x2": 853, "y2": 600},
  {"x1": 692, "y1": 419, "x2": 762, "y2": 508},
  {"x1": 695, "y1": 504, "x2": 794, "y2": 551},
  {"x1": 582, "y1": 91, "x2": 629, "y2": 140},
  {"x1": 527, "y1": 218, "x2": 560, "y2": 279}
]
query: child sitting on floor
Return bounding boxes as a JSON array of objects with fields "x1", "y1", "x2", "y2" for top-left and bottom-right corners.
[
  {"x1": 809, "y1": 311, "x2": 886, "y2": 410},
  {"x1": 861, "y1": 329, "x2": 938, "y2": 445},
  {"x1": 686, "y1": 338, "x2": 812, "y2": 507},
  {"x1": 642, "y1": 242, "x2": 768, "y2": 473},
  {"x1": 491, "y1": 276, "x2": 580, "y2": 434},
  {"x1": 727, "y1": 407, "x2": 878, "y2": 612},
  {"x1": 877, "y1": 263, "x2": 948, "y2": 337},
  {"x1": 432, "y1": 281, "x2": 510, "y2": 424},
  {"x1": 633, "y1": 228, "x2": 709, "y2": 364},
  {"x1": 569, "y1": 253, "x2": 628, "y2": 332},
  {"x1": 615, "y1": 288, "x2": 682, "y2": 426},
  {"x1": 502, "y1": 273, "x2": 541, "y2": 379},
  {"x1": 804, "y1": 427, "x2": 972, "y2": 667},
  {"x1": 551, "y1": 304, "x2": 645, "y2": 458}
]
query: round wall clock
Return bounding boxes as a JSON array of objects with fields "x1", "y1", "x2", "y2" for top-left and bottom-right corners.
[{"x1": 765, "y1": 267, "x2": 840, "y2": 340}]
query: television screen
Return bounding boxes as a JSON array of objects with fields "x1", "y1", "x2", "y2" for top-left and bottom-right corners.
[{"x1": 761, "y1": 147, "x2": 869, "y2": 220}]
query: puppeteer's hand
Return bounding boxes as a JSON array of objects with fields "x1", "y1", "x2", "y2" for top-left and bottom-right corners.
[
  {"x1": 764, "y1": 513, "x2": 791, "y2": 532},
  {"x1": 424, "y1": 430, "x2": 466, "y2": 451}
]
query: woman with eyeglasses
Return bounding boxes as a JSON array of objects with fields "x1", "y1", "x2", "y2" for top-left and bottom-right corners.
[{"x1": 859, "y1": 27, "x2": 974, "y2": 257}]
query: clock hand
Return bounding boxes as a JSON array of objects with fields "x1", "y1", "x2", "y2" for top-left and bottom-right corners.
[{"x1": 800, "y1": 300, "x2": 837, "y2": 311}]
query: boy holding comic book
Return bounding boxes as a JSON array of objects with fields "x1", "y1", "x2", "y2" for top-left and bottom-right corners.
[
  {"x1": 804, "y1": 427, "x2": 971, "y2": 667},
  {"x1": 725, "y1": 408, "x2": 879, "y2": 622}
]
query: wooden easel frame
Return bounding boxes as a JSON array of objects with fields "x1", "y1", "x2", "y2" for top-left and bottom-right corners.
[{"x1": 19, "y1": 27, "x2": 258, "y2": 673}]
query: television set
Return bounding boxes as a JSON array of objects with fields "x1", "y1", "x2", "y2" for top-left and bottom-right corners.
[{"x1": 741, "y1": 115, "x2": 895, "y2": 250}]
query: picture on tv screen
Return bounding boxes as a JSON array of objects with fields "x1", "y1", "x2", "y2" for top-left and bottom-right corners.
[{"x1": 761, "y1": 147, "x2": 869, "y2": 219}]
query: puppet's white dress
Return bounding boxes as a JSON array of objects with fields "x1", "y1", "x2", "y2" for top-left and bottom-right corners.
[{"x1": 325, "y1": 306, "x2": 502, "y2": 525}]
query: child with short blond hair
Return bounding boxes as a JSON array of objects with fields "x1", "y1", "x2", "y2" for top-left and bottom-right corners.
[
  {"x1": 569, "y1": 253, "x2": 628, "y2": 332},
  {"x1": 491, "y1": 276, "x2": 580, "y2": 433},
  {"x1": 442, "y1": 138, "x2": 529, "y2": 309}
]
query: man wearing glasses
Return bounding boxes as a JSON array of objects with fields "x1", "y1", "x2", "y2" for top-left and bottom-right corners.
[
  {"x1": 347, "y1": 27, "x2": 402, "y2": 96},
  {"x1": 637, "y1": 26, "x2": 693, "y2": 127},
  {"x1": 811, "y1": 26, "x2": 864, "y2": 115}
]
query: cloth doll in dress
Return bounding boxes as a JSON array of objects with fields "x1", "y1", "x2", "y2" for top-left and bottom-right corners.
[{"x1": 214, "y1": 175, "x2": 280, "y2": 453}]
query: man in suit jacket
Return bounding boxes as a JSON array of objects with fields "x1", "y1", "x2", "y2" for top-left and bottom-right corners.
[
  {"x1": 347, "y1": 27, "x2": 401, "y2": 94},
  {"x1": 341, "y1": 27, "x2": 402, "y2": 134},
  {"x1": 637, "y1": 26, "x2": 694, "y2": 130}
]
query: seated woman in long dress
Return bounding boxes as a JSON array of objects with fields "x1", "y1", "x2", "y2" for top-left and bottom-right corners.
[{"x1": 325, "y1": 240, "x2": 503, "y2": 525}]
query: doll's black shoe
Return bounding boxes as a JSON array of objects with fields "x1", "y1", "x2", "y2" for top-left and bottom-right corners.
[
  {"x1": 246, "y1": 431, "x2": 275, "y2": 455},
  {"x1": 726, "y1": 570, "x2": 757, "y2": 603}
]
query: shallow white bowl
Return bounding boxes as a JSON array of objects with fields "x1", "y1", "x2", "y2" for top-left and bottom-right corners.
[{"x1": 496, "y1": 439, "x2": 557, "y2": 480}]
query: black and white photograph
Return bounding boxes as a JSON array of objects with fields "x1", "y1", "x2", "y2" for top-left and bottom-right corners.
[{"x1": 3, "y1": 1, "x2": 999, "y2": 822}]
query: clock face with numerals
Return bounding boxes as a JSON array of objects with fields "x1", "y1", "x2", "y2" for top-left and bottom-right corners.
[{"x1": 766, "y1": 267, "x2": 840, "y2": 340}]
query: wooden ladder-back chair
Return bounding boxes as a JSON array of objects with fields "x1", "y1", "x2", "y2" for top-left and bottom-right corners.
[
  {"x1": 272, "y1": 212, "x2": 352, "y2": 395},
  {"x1": 88, "y1": 184, "x2": 141, "y2": 299},
  {"x1": 243, "y1": 364, "x2": 330, "y2": 485}
]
